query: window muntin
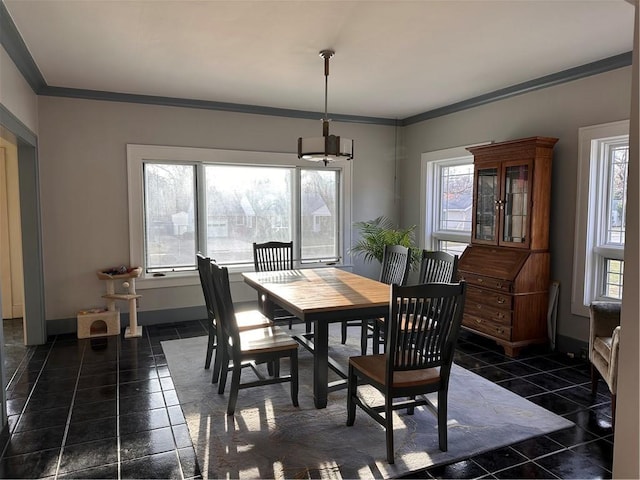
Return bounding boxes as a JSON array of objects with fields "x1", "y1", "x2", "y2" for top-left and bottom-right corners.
[{"x1": 572, "y1": 121, "x2": 629, "y2": 315}]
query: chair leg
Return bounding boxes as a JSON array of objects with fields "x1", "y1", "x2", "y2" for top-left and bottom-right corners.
[
  {"x1": 205, "y1": 323, "x2": 215, "y2": 369},
  {"x1": 346, "y1": 364, "x2": 357, "y2": 426},
  {"x1": 385, "y1": 395, "x2": 395, "y2": 464},
  {"x1": 226, "y1": 364, "x2": 242, "y2": 415},
  {"x1": 341, "y1": 321, "x2": 348, "y2": 344},
  {"x1": 305, "y1": 319, "x2": 312, "y2": 334},
  {"x1": 438, "y1": 389, "x2": 448, "y2": 452},
  {"x1": 211, "y1": 335, "x2": 224, "y2": 384},
  {"x1": 360, "y1": 320, "x2": 369, "y2": 355},
  {"x1": 290, "y1": 350, "x2": 299, "y2": 407},
  {"x1": 218, "y1": 349, "x2": 229, "y2": 393},
  {"x1": 590, "y1": 364, "x2": 599, "y2": 395},
  {"x1": 373, "y1": 322, "x2": 381, "y2": 354},
  {"x1": 272, "y1": 359, "x2": 280, "y2": 378}
]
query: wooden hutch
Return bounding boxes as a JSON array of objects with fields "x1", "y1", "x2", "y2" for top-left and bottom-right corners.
[{"x1": 458, "y1": 136, "x2": 558, "y2": 356}]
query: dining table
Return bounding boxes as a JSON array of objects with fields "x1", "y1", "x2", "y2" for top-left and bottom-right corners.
[{"x1": 242, "y1": 267, "x2": 390, "y2": 409}]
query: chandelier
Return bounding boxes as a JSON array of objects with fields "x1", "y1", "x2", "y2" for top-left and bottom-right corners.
[{"x1": 298, "y1": 49, "x2": 354, "y2": 166}]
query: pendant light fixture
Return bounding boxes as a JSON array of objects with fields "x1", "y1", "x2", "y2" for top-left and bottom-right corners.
[{"x1": 298, "y1": 49, "x2": 354, "y2": 166}]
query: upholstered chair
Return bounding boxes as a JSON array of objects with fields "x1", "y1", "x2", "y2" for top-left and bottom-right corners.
[{"x1": 588, "y1": 301, "x2": 621, "y2": 420}]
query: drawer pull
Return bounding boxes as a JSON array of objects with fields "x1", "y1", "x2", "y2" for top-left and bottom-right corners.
[
  {"x1": 497, "y1": 313, "x2": 505, "y2": 319},
  {"x1": 475, "y1": 318, "x2": 482, "y2": 324},
  {"x1": 476, "y1": 304, "x2": 483, "y2": 310},
  {"x1": 496, "y1": 327, "x2": 504, "y2": 334},
  {"x1": 496, "y1": 282, "x2": 503, "y2": 289},
  {"x1": 477, "y1": 278, "x2": 483, "y2": 283},
  {"x1": 497, "y1": 297, "x2": 506, "y2": 304}
]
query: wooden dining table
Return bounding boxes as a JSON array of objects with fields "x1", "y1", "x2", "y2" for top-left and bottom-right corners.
[{"x1": 242, "y1": 267, "x2": 390, "y2": 408}]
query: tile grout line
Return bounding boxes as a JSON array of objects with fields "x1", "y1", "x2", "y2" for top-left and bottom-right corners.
[
  {"x1": 54, "y1": 338, "x2": 87, "y2": 478},
  {"x1": 1, "y1": 337, "x2": 56, "y2": 459}
]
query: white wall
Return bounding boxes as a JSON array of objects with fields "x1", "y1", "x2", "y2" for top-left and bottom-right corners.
[
  {"x1": 0, "y1": 46, "x2": 38, "y2": 134},
  {"x1": 37, "y1": 96, "x2": 398, "y2": 320},
  {"x1": 613, "y1": 2, "x2": 639, "y2": 477},
  {"x1": 401, "y1": 66, "x2": 632, "y2": 345}
]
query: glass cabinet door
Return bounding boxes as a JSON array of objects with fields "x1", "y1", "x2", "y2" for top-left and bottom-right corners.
[
  {"x1": 474, "y1": 166, "x2": 498, "y2": 242},
  {"x1": 502, "y1": 163, "x2": 530, "y2": 246}
]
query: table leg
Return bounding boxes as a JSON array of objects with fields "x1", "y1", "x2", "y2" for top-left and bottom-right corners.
[{"x1": 313, "y1": 319, "x2": 328, "y2": 409}]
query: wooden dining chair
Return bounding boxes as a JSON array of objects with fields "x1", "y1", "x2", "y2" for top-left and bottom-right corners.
[
  {"x1": 197, "y1": 253, "x2": 271, "y2": 384},
  {"x1": 209, "y1": 260, "x2": 299, "y2": 415},
  {"x1": 342, "y1": 245, "x2": 412, "y2": 354},
  {"x1": 346, "y1": 281, "x2": 467, "y2": 463},
  {"x1": 418, "y1": 250, "x2": 459, "y2": 284},
  {"x1": 253, "y1": 241, "x2": 309, "y2": 332}
]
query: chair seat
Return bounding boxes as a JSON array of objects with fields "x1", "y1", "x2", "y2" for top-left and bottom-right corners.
[
  {"x1": 235, "y1": 310, "x2": 273, "y2": 331},
  {"x1": 239, "y1": 325, "x2": 299, "y2": 354},
  {"x1": 349, "y1": 354, "x2": 441, "y2": 388}
]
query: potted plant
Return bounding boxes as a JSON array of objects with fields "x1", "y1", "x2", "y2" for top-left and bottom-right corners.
[{"x1": 350, "y1": 216, "x2": 421, "y2": 268}]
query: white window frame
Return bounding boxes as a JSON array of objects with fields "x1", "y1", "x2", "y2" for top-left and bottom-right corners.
[
  {"x1": 572, "y1": 120, "x2": 629, "y2": 316},
  {"x1": 420, "y1": 143, "x2": 489, "y2": 251},
  {"x1": 127, "y1": 144, "x2": 352, "y2": 289}
]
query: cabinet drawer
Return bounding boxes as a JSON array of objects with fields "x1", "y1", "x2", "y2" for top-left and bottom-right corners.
[
  {"x1": 458, "y1": 273, "x2": 512, "y2": 292},
  {"x1": 464, "y1": 301, "x2": 512, "y2": 325},
  {"x1": 466, "y1": 286, "x2": 512, "y2": 309},
  {"x1": 463, "y1": 314, "x2": 512, "y2": 341}
]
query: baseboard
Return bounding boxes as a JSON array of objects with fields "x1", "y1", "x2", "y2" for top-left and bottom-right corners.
[
  {"x1": 45, "y1": 301, "x2": 259, "y2": 336},
  {"x1": 555, "y1": 334, "x2": 589, "y2": 360}
]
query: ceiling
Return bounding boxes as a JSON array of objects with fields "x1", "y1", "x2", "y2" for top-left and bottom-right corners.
[{"x1": 3, "y1": 0, "x2": 635, "y2": 121}]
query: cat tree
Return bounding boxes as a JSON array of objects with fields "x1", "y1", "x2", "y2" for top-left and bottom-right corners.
[{"x1": 78, "y1": 266, "x2": 143, "y2": 339}]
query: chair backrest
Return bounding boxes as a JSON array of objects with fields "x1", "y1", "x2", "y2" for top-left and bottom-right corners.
[
  {"x1": 379, "y1": 245, "x2": 412, "y2": 286},
  {"x1": 197, "y1": 253, "x2": 216, "y2": 323},
  {"x1": 253, "y1": 241, "x2": 294, "y2": 272},
  {"x1": 418, "y1": 250, "x2": 459, "y2": 284},
  {"x1": 209, "y1": 261, "x2": 241, "y2": 355},
  {"x1": 385, "y1": 282, "x2": 466, "y2": 383}
]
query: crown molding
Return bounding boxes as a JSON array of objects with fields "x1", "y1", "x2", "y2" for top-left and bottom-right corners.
[{"x1": 0, "y1": 1, "x2": 633, "y2": 126}]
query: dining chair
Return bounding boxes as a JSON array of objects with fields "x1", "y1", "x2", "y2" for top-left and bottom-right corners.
[
  {"x1": 209, "y1": 260, "x2": 299, "y2": 415},
  {"x1": 197, "y1": 253, "x2": 272, "y2": 384},
  {"x1": 342, "y1": 245, "x2": 412, "y2": 355},
  {"x1": 346, "y1": 281, "x2": 467, "y2": 463},
  {"x1": 417, "y1": 250, "x2": 459, "y2": 284},
  {"x1": 369, "y1": 249, "x2": 458, "y2": 353},
  {"x1": 252, "y1": 241, "x2": 309, "y2": 332}
]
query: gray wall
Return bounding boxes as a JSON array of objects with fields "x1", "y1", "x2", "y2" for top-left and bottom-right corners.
[
  {"x1": 37, "y1": 96, "x2": 398, "y2": 321},
  {"x1": 401, "y1": 66, "x2": 632, "y2": 345}
]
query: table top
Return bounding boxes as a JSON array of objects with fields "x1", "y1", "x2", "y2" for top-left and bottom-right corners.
[{"x1": 242, "y1": 267, "x2": 390, "y2": 316}]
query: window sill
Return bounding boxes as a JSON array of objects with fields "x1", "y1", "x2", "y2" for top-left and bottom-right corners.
[{"x1": 135, "y1": 262, "x2": 352, "y2": 290}]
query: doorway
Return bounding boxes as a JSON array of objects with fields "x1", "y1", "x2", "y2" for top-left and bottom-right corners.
[{"x1": 1, "y1": 135, "x2": 26, "y2": 343}]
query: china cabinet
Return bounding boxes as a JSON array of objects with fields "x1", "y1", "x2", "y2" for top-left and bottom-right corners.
[{"x1": 458, "y1": 137, "x2": 558, "y2": 356}]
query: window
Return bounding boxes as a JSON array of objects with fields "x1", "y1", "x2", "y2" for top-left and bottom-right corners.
[
  {"x1": 421, "y1": 144, "x2": 485, "y2": 256},
  {"x1": 128, "y1": 145, "x2": 351, "y2": 287},
  {"x1": 572, "y1": 120, "x2": 629, "y2": 316}
]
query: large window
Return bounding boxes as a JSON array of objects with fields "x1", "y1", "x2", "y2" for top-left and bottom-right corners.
[
  {"x1": 128, "y1": 145, "x2": 350, "y2": 286},
  {"x1": 572, "y1": 121, "x2": 629, "y2": 316},
  {"x1": 422, "y1": 145, "x2": 482, "y2": 256}
]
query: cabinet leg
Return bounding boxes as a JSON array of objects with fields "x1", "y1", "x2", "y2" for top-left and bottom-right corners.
[{"x1": 501, "y1": 344, "x2": 520, "y2": 357}]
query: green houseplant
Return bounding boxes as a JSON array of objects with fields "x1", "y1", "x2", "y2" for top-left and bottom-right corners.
[{"x1": 350, "y1": 216, "x2": 421, "y2": 268}]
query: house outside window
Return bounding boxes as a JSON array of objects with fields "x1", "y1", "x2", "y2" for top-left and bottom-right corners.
[
  {"x1": 128, "y1": 145, "x2": 351, "y2": 287},
  {"x1": 421, "y1": 145, "x2": 483, "y2": 256},
  {"x1": 572, "y1": 120, "x2": 629, "y2": 316}
]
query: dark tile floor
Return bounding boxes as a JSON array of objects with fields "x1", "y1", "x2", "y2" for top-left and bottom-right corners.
[{"x1": 1, "y1": 318, "x2": 614, "y2": 479}]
